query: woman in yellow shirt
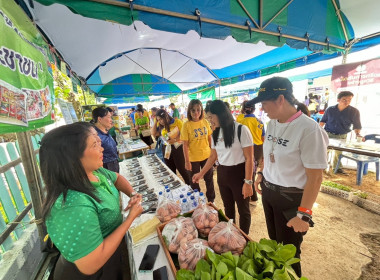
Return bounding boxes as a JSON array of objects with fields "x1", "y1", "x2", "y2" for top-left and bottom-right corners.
[
  {"x1": 152, "y1": 109, "x2": 190, "y2": 185},
  {"x1": 181, "y1": 99, "x2": 215, "y2": 202}
]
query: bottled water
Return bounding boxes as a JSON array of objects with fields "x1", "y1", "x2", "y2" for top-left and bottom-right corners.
[
  {"x1": 193, "y1": 189, "x2": 200, "y2": 200},
  {"x1": 190, "y1": 195, "x2": 198, "y2": 210},
  {"x1": 165, "y1": 188, "x2": 172, "y2": 200},
  {"x1": 181, "y1": 198, "x2": 189, "y2": 214},
  {"x1": 198, "y1": 192, "x2": 206, "y2": 205},
  {"x1": 157, "y1": 191, "x2": 164, "y2": 206}
]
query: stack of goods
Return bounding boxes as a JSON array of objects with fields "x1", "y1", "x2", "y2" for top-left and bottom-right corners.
[
  {"x1": 192, "y1": 204, "x2": 219, "y2": 237},
  {"x1": 124, "y1": 159, "x2": 157, "y2": 213},
  {"x1": 207, "y1": 220, "x2": 247, "y2": 255},
  {"x1": 156, "y1": 198, "x2": 181, "y2": 223},
  {"x1": 162, "y1": 217, "x2": 198, "y2": 253},
  {"x1": 178, "y1": 239, "x2": 212, "y2": 270}
]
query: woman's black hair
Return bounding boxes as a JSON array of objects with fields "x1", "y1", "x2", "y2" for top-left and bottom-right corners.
[
  {"x1": 280, "y1": 91, "x2": 310, "y2": 116},
  {"x1": 92, "y1": 107, "x2": 109, "y2": 123},
  {"x1": 40, "y1": 122, "x2": 101, "y2": 220},
  {"x1": 187, "y1": 99, "x2": 204, "y2": 121},
  {"x1": 209, "y1": 100, "x2": 235, "y2": 148},
  {"x1": 242, "y1": 100, "x2": 255, "y2": 114},
  {"x1": 205, "y1": 100, "x2": 213, "y2": 113},
  {"x1": 136, "y1": 108, "x2": 144, "y2": 113},
  {"x1": 156, "y1": 109, "x2": 174, "y2": 132}
]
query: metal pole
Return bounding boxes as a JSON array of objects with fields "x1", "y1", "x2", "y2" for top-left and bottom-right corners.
[
  {"x1": 17, "y1": 131, "x2": 48, "y2": 251},
  {"x1": 87, "y1": 0, "x2": 344, "y2": 50}
]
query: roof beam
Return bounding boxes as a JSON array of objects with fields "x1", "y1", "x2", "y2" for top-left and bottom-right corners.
[
  {"x1": 263, "y1": 0, "x2": 294, "y2": 30},
  {"x1": 331, "y1": 0, "x2": 349, "y2": 43},
  {"x1": 86, "y1": 0, "x2": 345, "y2": 50}
]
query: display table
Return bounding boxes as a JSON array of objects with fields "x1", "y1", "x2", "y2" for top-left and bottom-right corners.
[
  {"x1": 328, "y1": 139, "x2": 380, "y2": 158},
  {"x1": 118, "y1": 139, "x2": 149, "y2": 159},
  {"x1": 120, "y1": 155, "x2": 191, "y2": 280}
]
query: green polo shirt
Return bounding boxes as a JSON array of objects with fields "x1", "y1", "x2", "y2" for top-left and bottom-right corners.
[{"x1": 46, "y1": 168, "x2": 122, "y2": 262}]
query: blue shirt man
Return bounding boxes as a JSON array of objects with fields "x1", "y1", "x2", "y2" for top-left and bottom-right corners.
[{"x1": 320, "y1": 91, "x2": 362, "y2": 174}]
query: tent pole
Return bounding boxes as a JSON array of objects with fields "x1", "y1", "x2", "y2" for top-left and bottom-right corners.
[
  {"x1": 87, "y1": 0, "x2": 345, "y2": 50},
  {"x1": 331, "y1": 0, "x2": 349, "y2": 43},
  {"x1": 218, "y1": 80, "x2": 221, "y2": 99}
]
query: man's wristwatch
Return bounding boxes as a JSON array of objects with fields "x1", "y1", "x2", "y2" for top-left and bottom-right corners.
[
  {"x1": 244, "y1": 179, "x2": 254, "y2": 185},
  {"x1": 297, "y1": 212, "x2": 311, "y2": 222}
]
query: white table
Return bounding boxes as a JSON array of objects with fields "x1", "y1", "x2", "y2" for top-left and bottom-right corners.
[{"x1": 120, "y1": 155, "x2": 191, "y2": 280}]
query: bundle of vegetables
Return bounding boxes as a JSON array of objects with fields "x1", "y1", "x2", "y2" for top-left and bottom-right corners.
[
  {"x1": 192, "y1": 204, "x2": 219, "y2": 237},
  {"x1": 176, "y1": 239, "x2": 309, "y2": 280},
  {"x1": 162, "y1": 217, "x2": 198, "y2": 253},
  {"x1": 178, "y1": 238, "x2": 213, "y2": 271},
  {"x1": 208, "y1": 220, "x2": 247, "y2": 254},
  {"x1": 156, "y1": 198, "x2": 181, "y2": 223}
]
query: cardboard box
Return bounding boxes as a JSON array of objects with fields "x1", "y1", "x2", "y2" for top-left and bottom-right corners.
[{"x1": 156, "y1": 202, "x2": 252, "y2": 278}]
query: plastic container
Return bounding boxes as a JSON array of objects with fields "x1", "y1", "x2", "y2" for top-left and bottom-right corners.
[
  {"x1": 165, "y1": 188, "x2": 173, "y2": 200},
  {"x1": 158, "y1": 191, "x2": 164, "y2": 205},
  {"x1": 181, "y1": 198, "x2": 189, "y2": 214},
  {"x1": 190, "y1": 195, "x2": 198, "y2": 210},
  {"x1": 198, "y1": 192, "x2": 206, "y2": 205},
  {"x1": 193, "y1": 189, "x2": 200, "y2": 200}
]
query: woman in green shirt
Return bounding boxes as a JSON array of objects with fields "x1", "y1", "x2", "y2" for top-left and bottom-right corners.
[
  {"x1": 40, "y1": 122, "x2": 143, "y2": 279},
  {"x1": 135, "y1": 108, "x2": 153, "y2": 148}
]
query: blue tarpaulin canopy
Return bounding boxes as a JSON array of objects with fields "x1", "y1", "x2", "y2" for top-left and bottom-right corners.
[{"x1": 19, "y1": 0, "x2": 380, "y2": 103}]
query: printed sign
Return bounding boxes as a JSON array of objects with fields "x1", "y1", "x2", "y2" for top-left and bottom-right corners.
[{"x1": 0, "y1": 0, "x2": 54, "y2": 133}]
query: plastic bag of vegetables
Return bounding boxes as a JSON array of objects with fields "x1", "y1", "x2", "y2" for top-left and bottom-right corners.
[
  {"x1": 178, "y1": 238, "x2": 213, "y2": 270},
  {"x1": 156, "y1": 198, "x2": 181, "y2": 223},
  {"x1": 192, "y1": 204, "x2": 219, "y2": 237},
  {"x1": 162, "y1": 217, "x2": 198, "y2": 253},
  {"x1": 208, "y1": 220, "x2": 247, "y2": 254}
]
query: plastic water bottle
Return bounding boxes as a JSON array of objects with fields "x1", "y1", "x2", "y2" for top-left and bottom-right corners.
[
  {"x1": 157, "y1": 191, "x2": 164, "y2": 205},
  {"x1": 198, "y1": 192, "x2": 206, "y2": 205},
  {"x1": 165, "y1": 188, "x2": 173, "y2": 200},
  {"x1": 190, "y1": 195, "x2": 198, "y2": 210},
  {"x1": 181, "y1": 198, "x2": 189, "y2": 214},
  {"x1": 186, "y1": 191, "x2": 192, "y2": 201},
  {"x1": 193, "y1": 189, "x2": 200, "y2": 200}
]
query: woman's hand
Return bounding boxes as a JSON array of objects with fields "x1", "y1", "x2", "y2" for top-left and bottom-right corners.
[
  {"x1": 185, "y1": 161, "x2": 192, "y2": 171},
  {"x1": 254, "y1": 174, "x2": 263, "y2": 195},
  {"x1": 192, "y1": 172, "x2": 203, "y2": 183},
  {"x1": 124, "y1": 193, "x2": 142, "y2": 211},
  {"x1": 287, "y1": 217, "x2": 309, "y2": 233},
  {"x1": 128, "y1": 196, "x2": 143, "y2": 219},
  {"x1": 242, "y1": 183, "x2": 253, "y2": 199}
]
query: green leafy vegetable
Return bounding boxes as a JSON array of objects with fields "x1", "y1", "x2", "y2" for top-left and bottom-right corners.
[
  {"x1": 177, "y1": 269, "x2": 196, "y2": 280},
  {"x1": 196, "y1": 259, "x2": 211, "y2": 280}
]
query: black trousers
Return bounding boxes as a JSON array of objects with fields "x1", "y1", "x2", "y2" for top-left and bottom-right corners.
[
  {"x1": 188, "y1": 159, "x2": 215, "y2": 202},
  {"x1": 103, "y1": 160, "x2": 120, "y2": 173},
  {"x1": 217, "y1": 163, "x2": 251, "y2": 234},
  {"x1": 261, "y1": 180, "x2": 304, "y2": 277},
  {"x1": 162, "y1": 144, "x2": 191, "y2": 185},
  {"x1": 53, "y1": 241, "x2": 124, "y2": 280}
]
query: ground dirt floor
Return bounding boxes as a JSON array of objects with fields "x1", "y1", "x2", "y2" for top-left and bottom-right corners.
[{"x1": 194, "y1": 170, "x2": 380, "y2": 280}]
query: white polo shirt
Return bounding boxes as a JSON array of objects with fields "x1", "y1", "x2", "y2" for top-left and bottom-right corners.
[
  {"x1": 263, "y1": 114, "x2": 329, "y2": 188},
  {"x1": 211, "y1": 122, "x2": 253, "y2": 166}
]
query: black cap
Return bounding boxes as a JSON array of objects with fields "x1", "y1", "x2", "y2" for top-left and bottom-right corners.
[{"x1": 247, "y1": 77, "x2": 293, "y2": 105}]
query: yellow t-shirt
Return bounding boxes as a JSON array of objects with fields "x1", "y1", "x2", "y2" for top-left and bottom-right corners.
[
  {"x1": 239, "y1": 115, "x2": 265, "y2": 145},
  {"x1": 181, "y1": 119, "x2": 212, "y2": 162},
  {"x1": 161, "y1": 119, "x2": 183, "y2": 139},
  {"x1": 236, "y1": 113, "x2": 244, "y2": 123}
]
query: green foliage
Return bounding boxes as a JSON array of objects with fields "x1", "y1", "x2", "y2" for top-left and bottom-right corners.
[
  {"x1": 177, "y1": 239, "x2": 308, "y2": 280},
  {"x1": 322, "y1": 181, "x2": 352, "y2": 192},
  {"x1": 354, "y1": 192, "x2": 368, "y2": 199}
]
